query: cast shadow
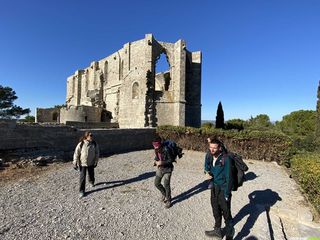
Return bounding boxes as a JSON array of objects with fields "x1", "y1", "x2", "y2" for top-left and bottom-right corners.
[
  {"x1": 86, "y1": 171, "x2": 155, "y2": 196},
  {"x1": 245, "y1": 236, "x2": 259, "y2": 240},
  {"x1": 244, "y1": 172, "x2": 258, "y2": 182},
  {"x1": 233, "y1": 189, "x2": 282, "y2": 240},
  {"x1": 171, "y1": 180, "x2": 208, "y2": 206}
]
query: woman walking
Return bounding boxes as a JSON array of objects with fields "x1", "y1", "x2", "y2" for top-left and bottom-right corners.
[{"x1": 73, "y1": 131, "x2": 100, "y2": 198}]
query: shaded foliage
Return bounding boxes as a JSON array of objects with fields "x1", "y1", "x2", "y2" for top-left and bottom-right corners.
[
  {"x1": 225, "y1": 119, "x2": 245, "y2": 131},
  {"x1": 291, "y1": 153, "x2": 320, "y2": 214},
  {"x1": 20, "y1": 115, "x2": 35, "y2": 123},
  {"x1": 201, "y1": 122, "x2": 213, "y2": 129},
  {"x1": 275, "y1": 110, "x2": 316, "y2": 136},
  {"x1": 157, "y1": 125, "x2": 291, "y2": 163},
  {"x1": 245, "y1": 114, "x2": 273, "y2": 131},
  {"x1": 215, "y1": 101, "x2": 225, "y2": 129},
  {"x1": 0, "y1": 85, "x2": 30, "y2": 119},
  {"x1": 317, "y1": 80, "x2": 320, "y2": 139},
  {"x1": 53, "y1": 104, "x2": 66, "y2": 109}
]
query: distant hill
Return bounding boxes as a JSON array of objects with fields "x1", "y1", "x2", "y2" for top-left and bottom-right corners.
[{"x1": 201, "y1": 120, "x2": 215, "y2": 125}]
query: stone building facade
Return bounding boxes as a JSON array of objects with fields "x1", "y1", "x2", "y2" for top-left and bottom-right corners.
[
  {"x1": 37, "y1": 34, "x2": 201, "y2": 128},
  {"x1": 35, "y1": 108, "x2": 60, "y2": 123}
]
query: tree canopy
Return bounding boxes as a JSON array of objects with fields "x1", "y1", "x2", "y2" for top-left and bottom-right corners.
[
  {"x1": 0, "y1": 85, "x2": 30, "y2": 119},
  {"x1": 225, "y1": 119, "x2": 245, "y2": 131},
  {"x1": 245, "y1": 114, "x2": 273, "y2": 131},
  {"x1": 276, "y1": 110, "x2": 316, "y2": 136}
]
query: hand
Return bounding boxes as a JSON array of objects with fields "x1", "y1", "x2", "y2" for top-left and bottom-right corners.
[
  {"x1": 205, "y1": 173, "x2": 213, "y2": 180},
  {"x1": 73, "y1": 165, "x2": 78, "y2": 171},
  {"x1": 156, "y1": 160, "x2": 164, "y2": 166}
]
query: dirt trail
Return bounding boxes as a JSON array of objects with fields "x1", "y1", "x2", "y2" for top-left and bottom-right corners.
[{"x1": 0, "y1": 150, "x2": 319, "y2": 239}]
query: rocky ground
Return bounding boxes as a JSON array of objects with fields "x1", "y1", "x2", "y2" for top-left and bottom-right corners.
[{"x1": 0, "y1": 150, "x2": 319, "y2": 240}]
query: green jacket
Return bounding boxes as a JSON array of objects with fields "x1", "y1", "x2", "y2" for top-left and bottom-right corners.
[{"x1": 204, "y1": 151, "x2": 233, "y2": 198}]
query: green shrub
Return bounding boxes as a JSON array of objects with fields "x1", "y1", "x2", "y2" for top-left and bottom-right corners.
[
  {"x1": 225, "y1": 119, "x2": 245, "y2": 131},
  {"x1": 201, "y1": 122, "x2": 214, "y2": 129},
  {"x1": 291, "y1": 153, "x2": 320, "y2": 214},
  {"x1": 157, "y1": 125, "x2": 292, "y2": 163},
  {"x1": 276, "y1": 110, "x2": 316, "y2": 136}
]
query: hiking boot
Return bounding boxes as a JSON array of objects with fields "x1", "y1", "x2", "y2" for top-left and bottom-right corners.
[
  {"x1": 160, "y1": 195, "x2": 166, "y2": 202},
  {"x1": 225, "y1": 226, "x2": 235, "y2": 240},
  {"x1": 165, "y1": 200, "x2": 172, "y2": 208},
  {"x1": 79, "y1": 192, "x2": 85, "y2": 198},
  {"x1": 205, "y1": 227, "x2": 222, "y2": 238}
]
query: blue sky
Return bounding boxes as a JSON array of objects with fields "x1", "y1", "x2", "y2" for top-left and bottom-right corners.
[{"x1": 1, "y1": 0, "x2": 319, "y2": 121}]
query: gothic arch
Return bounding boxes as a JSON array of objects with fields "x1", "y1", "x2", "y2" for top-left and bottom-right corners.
[{"x1": 132, "y1": 82, "x2": 139, "y2": 99}]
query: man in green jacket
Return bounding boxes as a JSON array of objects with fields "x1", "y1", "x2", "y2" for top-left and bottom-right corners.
[{"x1": 204, "y1": 138, "x2": 234, "y2": 240}]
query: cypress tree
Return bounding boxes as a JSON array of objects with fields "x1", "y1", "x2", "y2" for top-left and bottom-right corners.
[
  {"x1": 316, "y1": 81, "x2": 320, "y2": 138},
  {"x1": 215, "y1": 101, "x2": 225, "y2": 129}
]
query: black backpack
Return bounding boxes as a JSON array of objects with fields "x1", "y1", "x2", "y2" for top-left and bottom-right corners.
[
  {"x1": 222, "y1": 152, "x2": 249, "y2": 191},
  {"x1": 162, "y1": 140, "x2": 184, "y2": 162}
]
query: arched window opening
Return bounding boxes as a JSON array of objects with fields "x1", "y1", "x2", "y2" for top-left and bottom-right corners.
[
  {"x1": 132, "y1": 82, "x2": 139, "y2": 99},
  {"x1": 52, "y1": 112, "x2": 58, "y2": 121},
  {"x1": 155, "y1": 52, "x2": 171, "y2": 91}
]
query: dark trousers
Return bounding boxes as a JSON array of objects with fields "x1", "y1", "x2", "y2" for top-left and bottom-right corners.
[
  {"x1": 211, "y1": 185, "x2": 233, "y2": 235},
  {"x1": 79, "y1": 166, "x2": 95, "y2": 193},
  {"x1": 154, "y1": 168, "x2": 172, "y2": 201}
]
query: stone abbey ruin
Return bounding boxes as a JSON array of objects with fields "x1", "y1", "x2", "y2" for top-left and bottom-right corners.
[{"x1": 36, "y1": 34, "x2": 202, "y2": 128}]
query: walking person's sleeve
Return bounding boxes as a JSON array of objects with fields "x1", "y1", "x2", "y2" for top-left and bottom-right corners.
[
  {"x1": 224, "y1": 156, "x2": 233, "y2": 200},
  {"x1": 94, "y1": 143, "x2": 100, "y2": 166},
  {"x1": 73, "y1": 143, "x2": 81, "y2": 167},
  {"x1": 204, "y1": 152, "x2": 211, "y2": 174}
]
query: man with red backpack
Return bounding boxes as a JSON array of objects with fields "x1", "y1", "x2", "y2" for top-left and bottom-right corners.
[{"x1": 152, "y1": 136, "x2": 176, "y2": 209}]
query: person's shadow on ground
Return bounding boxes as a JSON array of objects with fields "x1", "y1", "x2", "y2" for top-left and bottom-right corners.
[
  {"x1": 85, "y1": 171, "x2": 155, "y2": 195},
  {"x1": 171, "y1": 180, "x2": 208, "y2": 206},
  {"x1": 244, "y1": 171, "x2": 258, "y2": 182},
  {"x1": 233, "y1": 189, "x2": 282, "y2": 240}
]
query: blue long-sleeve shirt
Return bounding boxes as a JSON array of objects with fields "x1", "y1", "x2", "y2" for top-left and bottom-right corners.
[{"x1": 204, "y1": 151, "x2": 233, "y2": 198}]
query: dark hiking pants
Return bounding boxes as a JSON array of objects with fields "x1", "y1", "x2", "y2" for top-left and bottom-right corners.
[
  {"x1": 79, "y1": 166, "x2": 95, "y2": 193},
  {"x1": 154, "y1": 168, "x2": 172, "y2": 201},
  {"x1": 211, "y1": 185, "x2": 234, "y2": 236}
]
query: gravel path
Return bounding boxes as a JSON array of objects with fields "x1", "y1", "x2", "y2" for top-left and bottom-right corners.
[{"x1": 1, "y1": 150, "x2": 319, "y2": 240}]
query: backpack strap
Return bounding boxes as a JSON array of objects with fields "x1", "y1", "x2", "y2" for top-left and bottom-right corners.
[
  {"x1": 221, "y1": 153, "x2": 228, "y2": 166},
  {"x1": 80, "y1": 140, "x2": 84, "y2": 150},
  {"x1": 80, "y1": 140, "x2": 96, "y2": 149}
]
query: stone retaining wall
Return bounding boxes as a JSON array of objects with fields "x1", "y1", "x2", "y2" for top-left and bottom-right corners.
[{"x1": 0, "y1": 120, "x2": 156, "y2": 158}]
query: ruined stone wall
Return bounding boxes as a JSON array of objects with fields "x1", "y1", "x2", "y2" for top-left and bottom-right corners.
[
  {"x1": 185, "y1": 51, "x2": 202, "y2": 127},
  {"x1": 36, "y1": 108, "x2": 60, "y2": 123},
  {"x1": 60, "y1": 106, "x2": 102, "y2": 124},
  {"x1": 0, "y1": 120, "x2": 156, "y2": 157},
  {"x1": 117, "y1": 39, "x2": 148, "y2": 128},
  {"x1": 64, "y1": 34, "x2": 201, "y2": 128}
]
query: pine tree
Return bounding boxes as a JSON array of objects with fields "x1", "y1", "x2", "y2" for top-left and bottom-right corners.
[
  {"x1": 215, "y1": 101, "x2": 225, "y2": 129},
  {"x1": 0, "y1": 85, "x2": 30, "y2": 119}
]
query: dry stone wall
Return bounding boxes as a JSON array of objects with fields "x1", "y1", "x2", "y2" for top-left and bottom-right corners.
[{"x1": 0, "y1": 121, "x2": 156, "y2": 160}]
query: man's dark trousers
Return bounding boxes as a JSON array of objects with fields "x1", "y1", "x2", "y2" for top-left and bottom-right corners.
[
  {"x1": 154, "y1": 167, "x2": 172, "y2": 201},
  {"x1": 79, "y1": 166, "x2": 95, "y2": 193},
  {"x1": 211, "y1": 185, "x2": 233, "y2": 235}
]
